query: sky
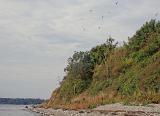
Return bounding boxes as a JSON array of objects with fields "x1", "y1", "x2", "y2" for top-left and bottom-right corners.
[{"x1": 0, "y1": 0, "x2": 160, "y2": 99}]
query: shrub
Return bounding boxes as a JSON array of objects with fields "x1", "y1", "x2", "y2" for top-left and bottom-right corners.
[
  {"x1": 116, "y1": 72, "x2": 139, "y2": 96},
  {"x1": 89, "y1": 79, "x2": 112, "y2": 96},
  {"x1": 60, "y1": 79, "x2": 88, "y2": 101}
]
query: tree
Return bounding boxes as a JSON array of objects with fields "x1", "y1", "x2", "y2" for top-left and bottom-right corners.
[
  {"x1": 64, "y1": 51, "x2": 94, "y2": 81},
  {"x1": 128, "y1": 19, "x2": 158, "y2": 51},
  {"x1": 90, "y1": 37, "x2": 117, "y2": 65}
]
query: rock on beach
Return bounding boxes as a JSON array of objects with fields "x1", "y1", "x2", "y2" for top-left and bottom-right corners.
[{"x1": 29, "y1": 103, "x2": 160, "y2": 116}]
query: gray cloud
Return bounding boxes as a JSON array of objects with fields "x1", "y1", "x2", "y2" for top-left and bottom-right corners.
[{"x1": 0, "y1": 0, "x2": 160, "y2": 98}]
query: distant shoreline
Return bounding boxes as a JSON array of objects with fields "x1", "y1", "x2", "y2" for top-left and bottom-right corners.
[{"x1": 0, "y1": 98, "x2": 45, "y2": 105}]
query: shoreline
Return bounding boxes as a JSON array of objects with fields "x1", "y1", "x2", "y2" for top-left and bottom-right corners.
[{"x1": 29, "y1": 103, "x2": 160, "y2": 116}]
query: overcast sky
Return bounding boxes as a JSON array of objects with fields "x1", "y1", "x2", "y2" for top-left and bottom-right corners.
[{"x1": 0, "y1": 0, "x2": 160, "y2": 99}]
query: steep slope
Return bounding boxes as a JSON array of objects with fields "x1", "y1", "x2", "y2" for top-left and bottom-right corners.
[{"x1": 43, "y1": 19, "x2": 160, "y2": 109}]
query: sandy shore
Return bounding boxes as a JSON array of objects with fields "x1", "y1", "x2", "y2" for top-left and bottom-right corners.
[{"x1": 29, "y1": 103, "x2": 160, "y2": 116}]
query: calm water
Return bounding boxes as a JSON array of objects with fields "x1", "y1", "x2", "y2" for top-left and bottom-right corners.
[{"x1": 0, "y1": 105, "x2": 39, "y2": 116}]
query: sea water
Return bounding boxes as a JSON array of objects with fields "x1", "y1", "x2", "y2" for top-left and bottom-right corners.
[{"x1": 0, "y1": 105, "x2": 39, "y2": 116}]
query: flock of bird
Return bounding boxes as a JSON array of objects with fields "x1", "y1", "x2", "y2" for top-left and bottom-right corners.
[
  {"x1": 81, "y1": 1, "x2": 119, "y2": 32},
  {"x1": 81, "y1": 1, "x2": 159, "y2": 32}
]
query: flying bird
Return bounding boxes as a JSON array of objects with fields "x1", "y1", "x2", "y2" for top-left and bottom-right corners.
[
  {"x1": 155, "y1": 13, "x2": 159, "y2": 17},
  {"x1": 102, "y1": 16, "x2": 104, "y2": 20},
  {"x1": 89, "y1": 9, "x2": 93, "y2": 12},
  {"x1": 82, "y1": 27, "x2": 86, "y2": 31},
  {"x1": 115, "y1": 1, "x2": 118, "y2": 5}
]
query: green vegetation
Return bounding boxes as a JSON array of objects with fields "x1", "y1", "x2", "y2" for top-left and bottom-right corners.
[{"x1": 44, "y1": 19, "x2": 160, "y2": 109}]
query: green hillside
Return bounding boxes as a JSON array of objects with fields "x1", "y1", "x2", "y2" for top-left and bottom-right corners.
[{"x1": 43, "y1": 19, "x2": 160, "y2": 109}]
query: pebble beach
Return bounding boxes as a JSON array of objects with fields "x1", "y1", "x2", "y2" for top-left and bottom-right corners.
[{"x1": 30, "y1": 103, "x2": 160, "y2": 116}]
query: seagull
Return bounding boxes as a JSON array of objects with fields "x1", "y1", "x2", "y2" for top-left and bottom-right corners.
[
  {"x1": 82, "y1": 27, "x2": 86, "y2": 31},
  {"x1": 89, "y1": 9, "x2": 93, "y2": 12},
  {"x1": 102, "y1": 16, "x2": 104, "y2": 20},
  {"x1": 155, "y1": 13, "x2": 159, "y2": 17}
]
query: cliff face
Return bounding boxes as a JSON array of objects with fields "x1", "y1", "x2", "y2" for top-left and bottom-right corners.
[{"x1": 45, "y1": 19, "x2": 160, "y2": 109}]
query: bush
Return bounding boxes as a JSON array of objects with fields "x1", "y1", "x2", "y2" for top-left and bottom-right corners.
[
  {"x1": 89, "y1": 79, "x2": 112, "y2": 96},
  {"x1": 60, "y1": 79, "x2": 88, "y2": 100},
  {"x1": 144, "y1": 72, "x2": 160, "y2": 93},
  {"x1": 116, "y1": 72, "x2": 139, "y2": 96}
]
